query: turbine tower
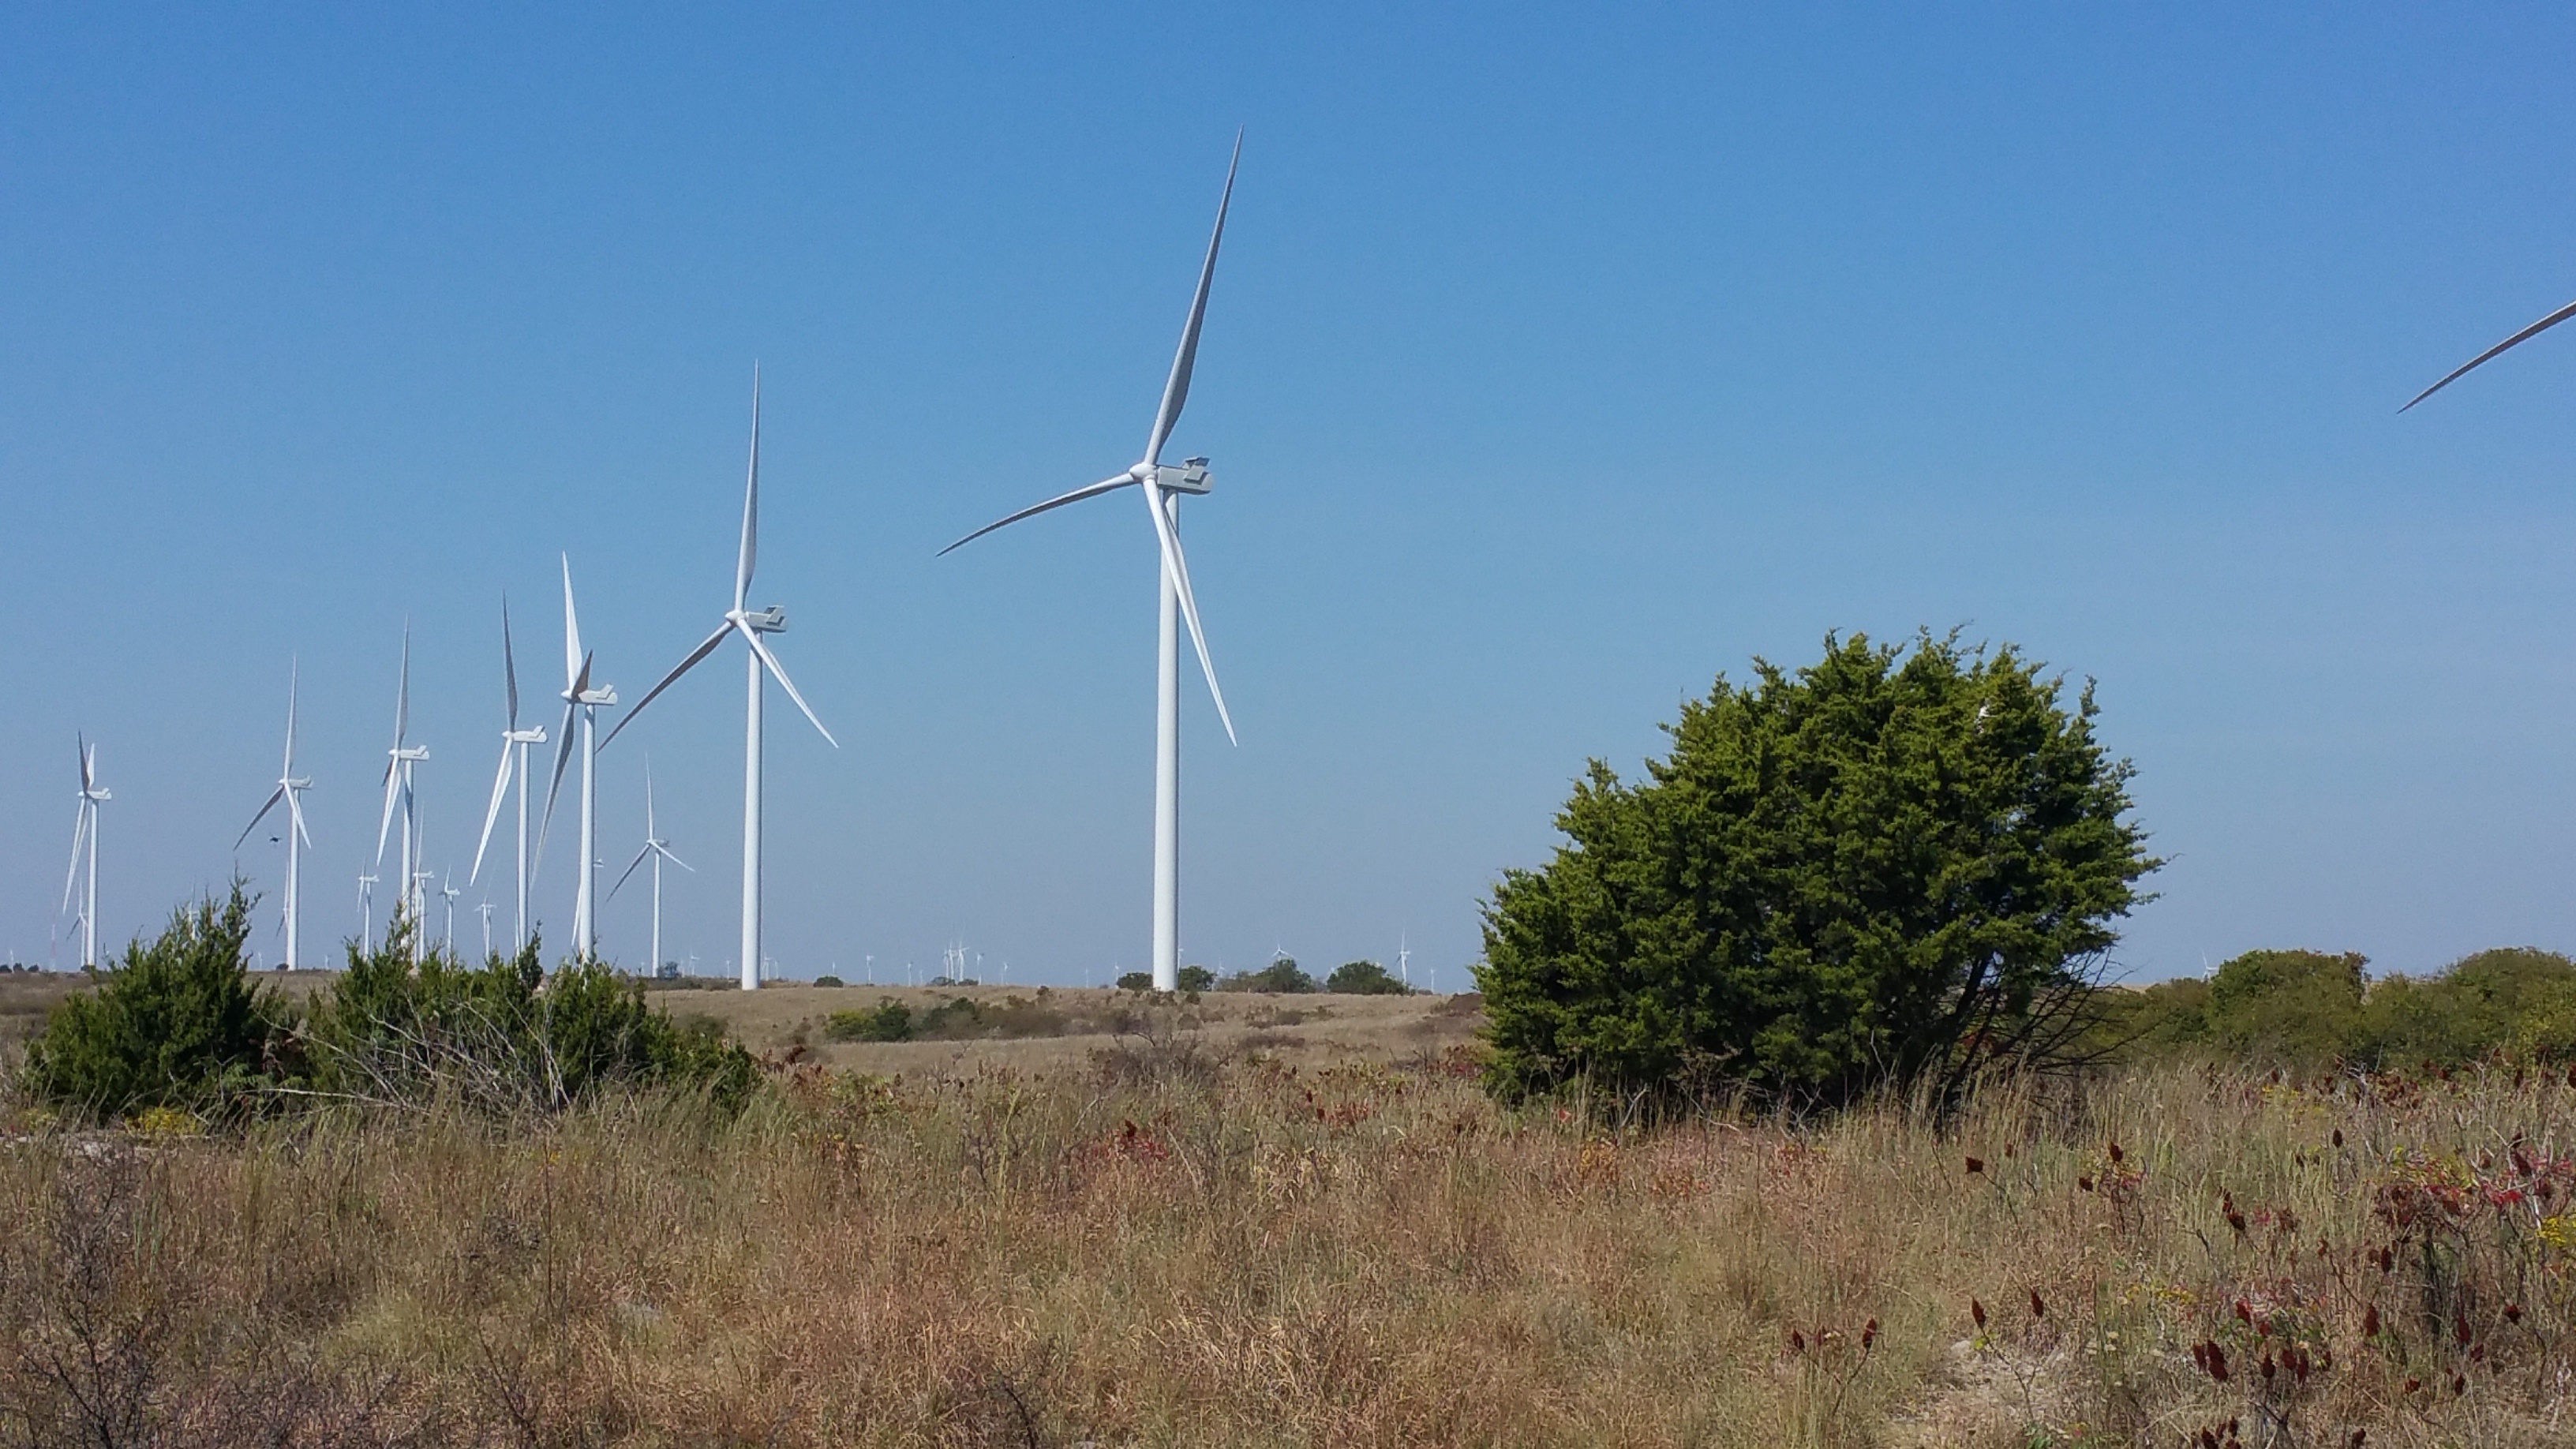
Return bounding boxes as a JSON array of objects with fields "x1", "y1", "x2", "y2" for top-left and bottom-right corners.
[
  {"x1": 357, "y1": 874, "x2": 376, "y2": 948},
  {"x1": 605, "y1": 368, "x2": 838, "y2": 991},
  {"x1": 235, "y1": 662, "x2": 314, "y2": 969},
  {"x1": 939, "y1": 135, "x2": 1243, "y2": 991},
  {"x1": 541, "y1": 557, "x2": 616, "y2": 959},
  {"x1": 62, "y1": 739, "x2": 110, "y2": 969},
  {"x1": 373, "y1": 629, "x2": 429, "y2": 960},
  {"x1": 610, "y1": 761, "x2": 693, "y2": 979},
  {"x1": 469, "y1": 598, "x2": 547, "y2": 954}
]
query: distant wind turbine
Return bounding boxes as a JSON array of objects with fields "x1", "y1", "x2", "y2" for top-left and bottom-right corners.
[
  {"x1": 62, "y1": 738, "x2": 109, "y2": 968},
  {"x1": 357, "y1": 873, "x2": 376, "y2": 950},
  {"x1": 605, "y1": 368, "x2": 838, "y2": 991},
  {"x1": 373, "y1": 629, "x2": 430, "y2": 960},
  {"x1": 235, "y1": 662, "x2": 314, "y2": 969},
  {"x1": 540, "y1": 558, "x2": 616, "y2": 959},
  {"x1": 938, "y1": 134, "x2": 1244, "y2": 993},
  {"x1": 469, "y1": 598, "x2": 548, "y2": 955},
  {"x1": 2405, "y1": 292, "x2": 2576, "y2": 411},
  {"x1": 609, "y1": 761, "x2": 693, "y2": 979}
]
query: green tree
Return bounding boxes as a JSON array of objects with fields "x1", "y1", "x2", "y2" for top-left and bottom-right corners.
[
  {"x1": 1177, "y1": 964, "x2": 1216, "y2": 992},
  {"x1": 24, "y1": 883, "x2": 294, "y2": 1119},
  {"x1": 1116, "y1": 971, "x2": 1155, "y2": 992},
  {"x1": 1221, "y1": 958, "x2": 1318, "y2": 994},
  {"x1": 1477, "y1": 632, "x2": 2158, "y2": 1108},
  {"x1": 1326, "y1": 960, "x2": 1409, "y2": 994},
  {"x1": 2197, "y1": 949, "x2": 2368, "y2": 1070}
]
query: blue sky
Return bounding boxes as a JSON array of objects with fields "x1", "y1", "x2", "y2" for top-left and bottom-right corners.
[{"x1": 6, "y1": 5, "x2": 2576, "y2": 984}]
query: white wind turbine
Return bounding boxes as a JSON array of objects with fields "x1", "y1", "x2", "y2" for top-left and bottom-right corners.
[
  {"x1": 357, "y1": 874, "x2": 376, "y2": 948},
  {"x1": 609, "y1": 761, "x2": 693, "y2": 979},
  {"x1": 62, "y1": 738, "x2": 110, "y2": 969},
  {"x1": 939, "y1": 136, "x2": 1243, "y2": 991},
  {"x1": 373, "y1": 630, "x2": 430, "y2": 959},
  {"x1": 234, "y1": 662, "x2": 314, "y2": 969},
  {"x1": 440, "y1": 873, "x2": 460, "y2": 955},
  {"x1": 605, "y1": 369, "x2": 838, "y2": 991},
  {"x1": 468, "y1": 598, "x2": 547, "y2": 955},
  {"x1": 539, "y1": 557, "x2": 616, "y2": 960}
]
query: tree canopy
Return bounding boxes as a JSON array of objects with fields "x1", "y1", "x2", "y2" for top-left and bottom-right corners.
[{"x1": 1476, "y1": 631, "x2": 2158, "y2": 1107}]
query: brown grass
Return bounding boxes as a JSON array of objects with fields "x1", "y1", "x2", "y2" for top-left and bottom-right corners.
[{"x1": 2, "y1": 1015, "x2": 2574, "y2": 1445}]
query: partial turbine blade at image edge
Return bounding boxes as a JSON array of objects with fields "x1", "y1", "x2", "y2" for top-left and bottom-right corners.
[
  {"x1": 743, "y1": 627, "x2": 838, "y2": 748},
  {"x1": 2404, "y1": 296, "x2": 2576, "y2": 411},
  {"x1": 936, "y1": 474, "x2": 1138, "y2": 556},
  {"x1": 600, "y1": 620, "x2": 732, "y2": 751}
]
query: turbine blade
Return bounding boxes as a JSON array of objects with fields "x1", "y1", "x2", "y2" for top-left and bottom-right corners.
[
  {"x1": 599, "y1": 620, "x2": 732, "y2": 751},
  {"x1": 283, "y1": 657, "x2": 298, "y2": 773},
  {"x1": 374, "y1": 762, "x2": 403, "y2": 868},
  {"x1": 1144, "y1": 131, "x2": 1241, "y2": 467},
  {"x1": 608, "y1": 843, "x2": 653, "y2": 901},
  {"x1": 1142, "y1": 485, "x2": 1236, "y2": 743},
  {"x1": 937, "y1": 474, "x2": 1139, "y2": 556},
  {"x1": 468, "y1": 740, "x2": 515, "y2": 886},
  {"x1": 502, "y1": 595, "x2": 520, "y2": 728},
  {"x1": 235, "y1": 786, "x2": 286, "y2": 852},
  {"x1": 2404, "y1": 295, "x2": 2576, "y2": 411},
  {"x1": 537, "y1": 654, "x2": 589, "y2": 858},
  {"x1": 743, "y1": 625, "x2": 838, "y2": 748},
  {"x1": 657, "y1": 844, "x2": 695, "y2": 874},
  {"x1": 560, "y1": 555, "x2": 583, "y2": 687},
  {"x1": 737, "y1": 365, "x2": 761, "y2": 612},
  {"x1": 77, "y1": 734, "x2": 90, "y2": 792},
  {"x1": 62, "y1": 804, "x2": 88, "y2": 916},
  {"x1": 287, "y1": 789, "x2": 313, "y2": 849},
  {"x1": 395, "y1": 626, "x2": 411, "y2": 747}
]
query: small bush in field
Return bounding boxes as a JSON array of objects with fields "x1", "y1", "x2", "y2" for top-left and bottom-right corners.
[
  {"x1": 22, "y1": 884, "x2": 293, "y2": 1120},
  {"x1": 304, "y1": 923, "x2": 755, "y2": 1112},
  {"x1": 1178, "y1": 964, "x2": 1215, "y2": 991},
  {"x1": 825, "y1": 999, "x2": 915, "y2": 1043},
  {"x1": 1326, "y1": 960, "x2": 1410, "y2": 994},
  {"x1": 1220, "y1": 958, "x2": 1318, "y2": 994},
  {"x1": 812, "y1": 975, "x2": 844, "y2": 988},
  {"x1": 912, "y1": 994, "x2": 1069, "y2": 1041},
  {"x1": 1116, "y1": 971, "x2": 1155, "y2": 993}
]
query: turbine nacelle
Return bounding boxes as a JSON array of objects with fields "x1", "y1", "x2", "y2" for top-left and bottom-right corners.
[
  {"x1": 732, "y1": 605, "x2": 788, "y2": 634},
  {"x1": 1152, "y1": 458, "x2": 1213, "y2": 494}
]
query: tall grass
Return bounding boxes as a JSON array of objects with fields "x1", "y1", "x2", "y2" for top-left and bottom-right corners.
[{"x1": 2, "y1": 1054, "x2": 2570, "y2": 1446}]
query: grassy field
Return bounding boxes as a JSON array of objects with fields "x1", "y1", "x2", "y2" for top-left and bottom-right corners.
[{"x1": 4, "y1": 973, "x2": 2574, "y2": 1446}]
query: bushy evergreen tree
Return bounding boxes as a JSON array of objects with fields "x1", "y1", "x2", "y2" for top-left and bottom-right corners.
[{"x1": 1477, "y1": 632, "x2": 2158, "y2": 1107}]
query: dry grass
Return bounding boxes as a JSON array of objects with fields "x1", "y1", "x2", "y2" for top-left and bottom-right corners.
[{"x1": 2, "y1": 1028, "x2": 2574, "y2": 1445}]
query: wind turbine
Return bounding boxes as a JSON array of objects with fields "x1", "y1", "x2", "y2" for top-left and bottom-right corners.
[
  {"x1": 2406, "y1": 292, "x2": 2576, "y2": 411},
  {"x1": 61, "y1": 739, "x2": 109, "y2": 968},
  {"x1": 469, "y1": 599, "x2": 548, "y2": 955},
  {"x1": 604, "y1": 368, "x2": 838, "y2": 991},
  {"x1": 234, "y1": 662, "x2": 314, "y2": 969},
  {"x1": 540, "y1": 557, "x2": 616, "y2": 960},
  {"x1": 938, "y1": 135, "x2": 1243, "y2": 992},
  {"x1": 357, "y1": 874, "x2": 376, "y2": 951},
  {"x1": 373, "y1": 630, "x2": 430, "y2": 961},
  {"x1": 440, "y1": 873, "x2": 460, "y2": 955},
  {"x1": 610, "y1": 761, "x2": 694, "y2": 979}
]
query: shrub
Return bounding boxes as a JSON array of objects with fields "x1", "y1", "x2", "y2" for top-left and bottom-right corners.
[
  {"x1": 825, "y1": 999, "x2": 915, "y2": 1043},
  {"x1": 1326, "y1": 960, "x2": 1409, "y2": 994},
  {"x1": 1220, "y1": 959, "x2": 1319, "y2": 994},
  {"x1": 1477, "y1": 631, "x2": 2159, "y2": 1109},
  {"x1": 813, "y1": 975, "x2": 844, "y2": 988},
  {"x1": 1178, "y1": 964, "x2": 1216, "y2": 992},
  {"x1": 1116, "y1": 971, "x2": 1155, "y2": 993},
  {"x1": 21, "y1": 885, "x2": 292, "y2": 1120},
  {"x1": 304, "y1": 924, "x2": 754, "y2": 1112}
]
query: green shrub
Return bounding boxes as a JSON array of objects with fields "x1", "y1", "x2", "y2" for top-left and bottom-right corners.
[
  {"x1": 1220, "y1": 959, "x2": 1318, "y2": 994},
  {"x1": 825, "y1": 999, "x2": 915, "y2": 1043},
  {"x1": 813, "y1": 975, "x2": 844, "y2": 988},
  {"x1": 1477, "y1": 632, "x2": 2157, "y2": 1109},
  {"x1": 21, "y1": 885, "x2": 293, "y2": 1120},
  {"x1": 1116, "y1": 971, "x2": 1155, "y2": 993},
  {"x1": 911, "y1": 994, "x2": 1069, "y2": 1041},
  {"x1": 1178, "y1": 964, "x2": 1215, "y2": 992},
  {"x1": 304, "y1": 923, "x2": 755, "y2": 1112},
  {"x1": 1325, "y1": 960, "x2": 1409, "y2": 994},
  {"x1": 2201, "y1": 949, "x2": 2368, "y2": 1071}
]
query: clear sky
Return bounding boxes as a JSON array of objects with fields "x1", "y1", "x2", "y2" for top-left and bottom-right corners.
[{"x1": 6, "y1": 5, "x2": 2576, "y2": 986}]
